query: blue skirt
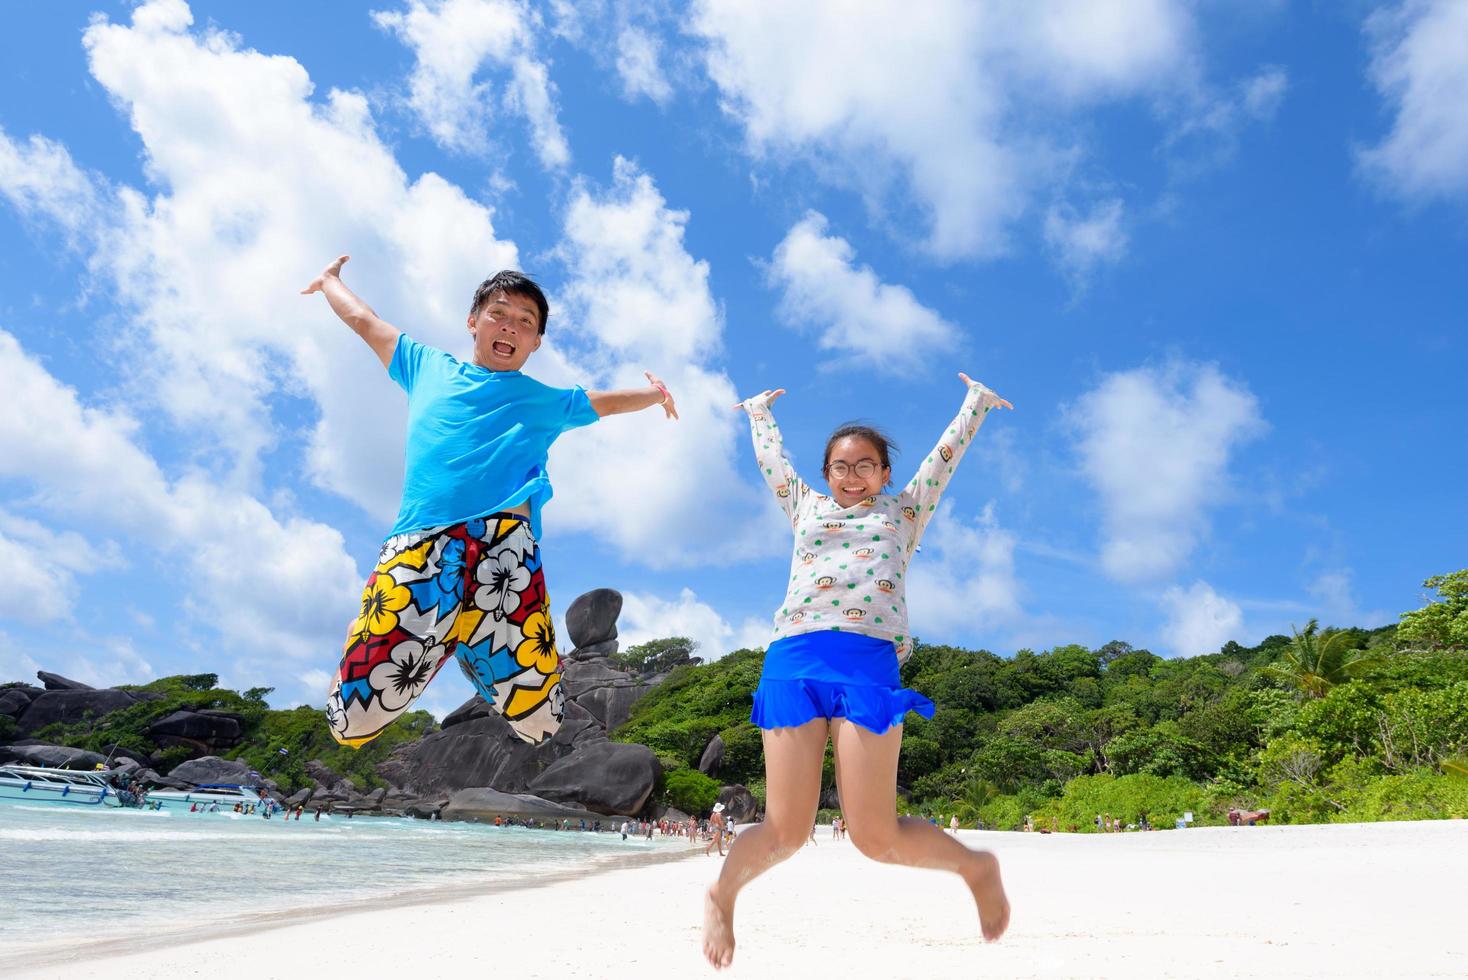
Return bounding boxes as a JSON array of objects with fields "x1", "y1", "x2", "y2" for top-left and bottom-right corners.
[{"x1": 750, "y1": 631, "x2": 936, "y2": 735}]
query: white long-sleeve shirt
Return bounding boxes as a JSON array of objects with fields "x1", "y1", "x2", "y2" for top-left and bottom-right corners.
[{"x1": 743, "y1": 382, "x2": 1002, "y2": 662}]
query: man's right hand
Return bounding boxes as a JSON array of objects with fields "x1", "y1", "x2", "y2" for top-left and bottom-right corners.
[{"x1": 301, "y1": 255, "x2": 350, "y2": 295}]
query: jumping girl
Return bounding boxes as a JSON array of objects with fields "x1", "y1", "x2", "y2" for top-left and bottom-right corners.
[{"x1": 703, "y1": 373, "x2": 1012, "y2": 968}]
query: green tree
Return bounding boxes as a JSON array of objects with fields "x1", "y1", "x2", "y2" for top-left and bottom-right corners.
[
  {"x1": 1397, "y1": 570, "x2": 1468, "y2": 652},
  {"x1": 610, "y1": 636, "x2": 702, "y2": 675},
  {"x1": 664, "y1": 769, "x2": 720, "y2": 815},
  {"x1": 1262, "y1": 619, "x2": 1378, "y2": 699}
]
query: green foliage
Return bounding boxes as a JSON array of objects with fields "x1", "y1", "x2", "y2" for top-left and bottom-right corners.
[
  {"x1": 1396, "y1": 570, "x2": 1468, "y2": 652},
  {"x1": 664, "y1": 768, "x2": 720, "y2": 815},
  {"x1": 612, "y1": 647, "x2": 764, "y2": 775},
  {"x1": 0, "y1": 712, "x2": 16, "y2": 741},
  {"x1": 1038, "y1": 773, "x2": 1217, "y2": 830},
  {"x1": 609, "y1": 636, "x2": 703, "y2": 675},
  {"x1": 1262, "y1": 619, "x2": 1380, "y2": 699}
]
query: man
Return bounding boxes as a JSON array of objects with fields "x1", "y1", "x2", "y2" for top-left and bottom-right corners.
[{"x1": 303, "y1": 256, "x2": 677, "y2": 746}]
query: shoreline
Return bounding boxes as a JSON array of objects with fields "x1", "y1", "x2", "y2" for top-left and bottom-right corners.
[
  {"x1": 8, "y1": 819, "x2": 1467, "y2": 979},
  {"x1": 0, "y1": 833, "x2": 698, "y2": 975}
]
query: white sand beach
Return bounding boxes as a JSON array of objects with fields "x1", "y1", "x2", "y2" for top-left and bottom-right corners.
[{"x1": 10, "y1": 819, "x2": 1467, "y2": 979}]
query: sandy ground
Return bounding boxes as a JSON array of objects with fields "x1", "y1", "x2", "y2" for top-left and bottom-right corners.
[{"x1": 8, "y1": 819, "x2": 1467, "y2": 979}]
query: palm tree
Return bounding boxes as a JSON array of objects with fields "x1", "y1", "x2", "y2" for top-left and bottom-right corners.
[{"x1": 1262, "y1": 619, "x2": 1378, "y2": 699}]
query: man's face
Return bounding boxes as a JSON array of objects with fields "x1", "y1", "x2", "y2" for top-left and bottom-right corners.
[{"x1": 468, "y1": 288, "x2": 543, "y2": 371}]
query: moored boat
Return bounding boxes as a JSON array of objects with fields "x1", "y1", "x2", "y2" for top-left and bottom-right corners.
[{"x1": 0, "y1": 764, "x2": 123, "y2": 807}]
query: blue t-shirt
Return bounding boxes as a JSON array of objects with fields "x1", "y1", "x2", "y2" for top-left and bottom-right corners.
[{"x1": 387, "y1": 334, "x2": 599, "y2": 537}]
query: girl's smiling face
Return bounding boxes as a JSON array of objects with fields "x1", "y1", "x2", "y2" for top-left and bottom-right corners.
[{"x1": 823, "y1": 435, "x2": 889, "y2": 507}]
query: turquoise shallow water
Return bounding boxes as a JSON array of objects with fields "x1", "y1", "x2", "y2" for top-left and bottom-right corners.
[{"x1": 0, "y1": 800, "x2": 674, "y2": 949}]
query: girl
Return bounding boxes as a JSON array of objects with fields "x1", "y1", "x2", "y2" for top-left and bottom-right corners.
[{"x1": 703, "y1": 373, "x2": 1012, "y2": 969}]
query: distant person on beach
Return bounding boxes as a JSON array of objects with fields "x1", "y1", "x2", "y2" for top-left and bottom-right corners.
[
  {"x1": 704, "y1": 377, "x2": 1012, "y2": 969},
  {"x1": 303, "y1": 258, "x2": 678, "y2": 747},
  {"x1": 707, "y1": 804, "x2": 727, "y2": 856}
]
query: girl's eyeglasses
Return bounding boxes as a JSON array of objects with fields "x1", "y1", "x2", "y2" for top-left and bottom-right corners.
[{"x1": 825, "y1": 459, "x2": 881, "y2": 479}]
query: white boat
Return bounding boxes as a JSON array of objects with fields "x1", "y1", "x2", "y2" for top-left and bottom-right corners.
[
  {"x1": 145, "y1": 783, "x2": 274, "y2": 813},
  {"x1": 0, "y1": 764, "x2": 124, "y2": 807}
]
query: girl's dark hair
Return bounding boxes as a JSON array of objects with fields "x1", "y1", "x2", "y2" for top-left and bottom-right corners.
[
  {"x1": 824, "y1": 424, "x2": 898, "y2": 486},
  {"x1": 470, "y1": 270, "x2": 550, "y2": 335}
]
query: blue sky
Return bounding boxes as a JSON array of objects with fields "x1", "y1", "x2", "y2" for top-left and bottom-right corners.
[{"x1": 1, "y1": 0, "x2": 1464, "y2": 717}]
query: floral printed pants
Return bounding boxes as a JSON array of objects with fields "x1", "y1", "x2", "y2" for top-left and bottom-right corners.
[{"x1": 326, "y1": 512, "x2": 564, "y2": 747}]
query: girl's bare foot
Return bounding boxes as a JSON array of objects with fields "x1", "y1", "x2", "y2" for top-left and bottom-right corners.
[
  {"x1": 703, "y1": 885, "x2": 736, "y2": 969},
  {"x1": 962, "y1": 851, "x2": 1010, "y2": 941}
]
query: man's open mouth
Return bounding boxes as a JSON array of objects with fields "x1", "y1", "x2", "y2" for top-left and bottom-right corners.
[{"x1": 491, "y1": 339, "x2": 517, "y2": 356}]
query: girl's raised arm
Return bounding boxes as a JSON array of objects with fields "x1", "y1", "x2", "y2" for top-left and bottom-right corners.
[
  {"x1": 736, "y1": 389, "x2": 809, "y2": 524},
  {"x1": 902, "y1": 373, "x2": 1010, "y2": 543}
]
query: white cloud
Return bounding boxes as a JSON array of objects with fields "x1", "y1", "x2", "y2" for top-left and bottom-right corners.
[
  {"x1": 692, "y1": 0, "x2": 1195, "y2": 258},
  {"x1": 619, "y1": 587, "x2": 768, "y2": 660},
  {"x1": 907, "y1": 501, "x2": 1023, "y2": 641},
  {"x1": 1308, "y1": 569, "x2": 1392, "y2": 629},
  {"x1": 53, "y1": 0, "x2": 523, "y2": 520},
  {"x1": 0, "y1": 329, "x2": 362, "y2": 665},
  {"x1": 767, "y1": 211, "x2": 956, "y2": 372},
  {"x1": 1068, "y1": 359, "x2": 1265, "y2": 582},
  {"x1": 372, "y1": 0, "x2": 570, "y2": 168},
  {"x1": 1159, "y1": 580, "x2": 1244, "y2": 657},
  {"x1": 0, "y1": 129, "x2": 104, "y2": 249},
  {"x1": 616, "y1": 27, "x2": 674, "y2": 105},
  {"x1": 0, "y1": 513, "x2": 122, "y2": 625},
  {"x1": 1359, "y1": 0, "x2": 1468, "y2": 201},
  {"x1": 1044, "y1": 197, "x2": 1128, "y2": 288},
  {"x1": 546, "y1": 157, "x2": 779, "y2": 564},
  {"x1": 1241, "y1": 66, "x2": 1289, "y2": 121}
]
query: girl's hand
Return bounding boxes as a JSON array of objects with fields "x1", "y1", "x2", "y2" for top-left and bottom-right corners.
[
  {"x1": 733, "y1": 388, "x2": 785, "y2": 411},
  {"x1": 645, "y1": 371, "x2": 679, "y2": 420},
  {"x1": 958, "y1": 373, "x2": 1012, "y2": 410},
  {"x1": 301, "y1": 255, "x2": 349, "y2": 295}
]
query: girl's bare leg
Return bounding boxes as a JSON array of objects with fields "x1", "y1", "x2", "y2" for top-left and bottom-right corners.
[
  {"x1": 703, "y1": 718, "x2": 827, "y2": 969},
  {"x1": 831, "y1": 719, "x2": 1010, "y2": 941}
]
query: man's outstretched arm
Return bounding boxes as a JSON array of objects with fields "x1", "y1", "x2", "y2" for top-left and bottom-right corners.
[
  {"x1": 301, "y1": 255, "x2": 400, "y2": 369},
  {"x1": 588, "y1": 371, "x2": 679, "y2": 420}
]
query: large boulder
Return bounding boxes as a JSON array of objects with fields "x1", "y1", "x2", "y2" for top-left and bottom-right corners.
[
  {"x1": 16, "y1": 689, "x2": 139, "y2": 735},
  {"x1": 565, "y1": 589, "x2": 622, "y2": 648},
  {"x1": 132, "y1": 767, "x2": 191, "y2": 790},
  {"x1": 441, "y1": 696, "x2": 496, "y2": 729},
  {"x1": 0, "y1": 742, "x2": 107, "y2": 769},
  {"x1": 305, "y1": 760, "x2": 347, "y2": 790},
  {"x1": 718, "y1": 784, "x2": 760, "y2": 823},
  {"x1": 561, "y1": 659, "x2": 652, "y2": 731},
  {"x1": 36, "y1": 671, "x2": 93, "y2": 691},
  {"x1": 284, "y1": 787, "x2": 315, "y2": 807},
  {"x1": 377, "y1": 711, "x2": 539, "y2": 796},
  {"x1": 564, "y1": 638, "x2": 619, "y2": 663},
  {"x1": 0, "y1": 685, "x2": 43, "y2": 719},
  {"x1": 698, "y1": 735, "x2": 725, "y2": 775},
  {"x1": 529, "y1": 741, "x2": 660, "y2": 816},
  {"x1": 147, "y1": 710, "x2": 245, "y2": 751},
  {"x1": 440, "y1": 787, "x2": 597, "y2": 823},
  {"x1": 167, "y1": 756, "x2": 257, "y2": 786}
]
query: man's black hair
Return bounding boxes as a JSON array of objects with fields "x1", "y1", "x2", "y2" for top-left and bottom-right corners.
[{"x1": 470, "y1": 270, "x2": 549, "y2": 335}]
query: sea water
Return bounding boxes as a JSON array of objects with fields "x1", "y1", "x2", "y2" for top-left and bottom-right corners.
[{"x1": 0, "y1": 801, "x2": 673, "y2": 950}]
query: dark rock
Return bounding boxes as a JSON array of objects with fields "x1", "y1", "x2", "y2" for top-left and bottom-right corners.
[
  {"x1": 0, "y1": 685, "x2": 42, "y2": 718},
  {"x1": 440, "y1": 787, "x2": 599, "y2": 823},
  {"x1": 565, "y1": 589, "x2": 622, "y2": 648},
  {"x1": 131, "y1": 768, "x2": 192, "y2": 790},
  {"x1": 16, "y1": 689, "x2": 139, "y2": 735},
  {"x1": 404, "y1": 799, "x2": 447, "y2": 820},
  {"x1": 698, "y1": 735, "x2": 725, "y2": 775},
  {"x1": 36, "y1": 671, "x2": 93, "y2": 691},
  {"x1": 147, "y1": 710, "x2": 244, "y2": 750},
  {"x1": 442, "y1": 695, "x2": 495, "y2": 729},
  {"x1": 365, "y1": 787, "x2": 388, "y2": 806},
  {"x1": 820, "y1": 786, "x2": 842, "y2": 810},
  {"x1": 660, "y1": 806, "x2": 691, "y2": 824},
  {"x1": 306, "y1": 760, "x2": 347, "y2": 790},
  {"x1": 564, "y1": 639, "x2": 619, "y2": 662},
  {"x1": 167, "y1": 756, "x2": 258, "y2": 786},
  {"x1": 561, "y1": 659, "x2": 651, "y2": 731},
  {"x1": 529, "y1": 741, "x2": 660, "y2": 816},
  {"x1": 110, "y1": 757, "x2": 141, "y2": 774},
  {"x1": 718, "y1": 784, "x2": 759, "y2": 823},
  {"x1": 0, "y1": 743, "x2": 107, "y2": 769},
  {"x1": 377, "y1": 712, "x2": 539, "y2": 796},
  {"x1": 285, "y1": 787, "x2": 314, "y2": 807}
]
